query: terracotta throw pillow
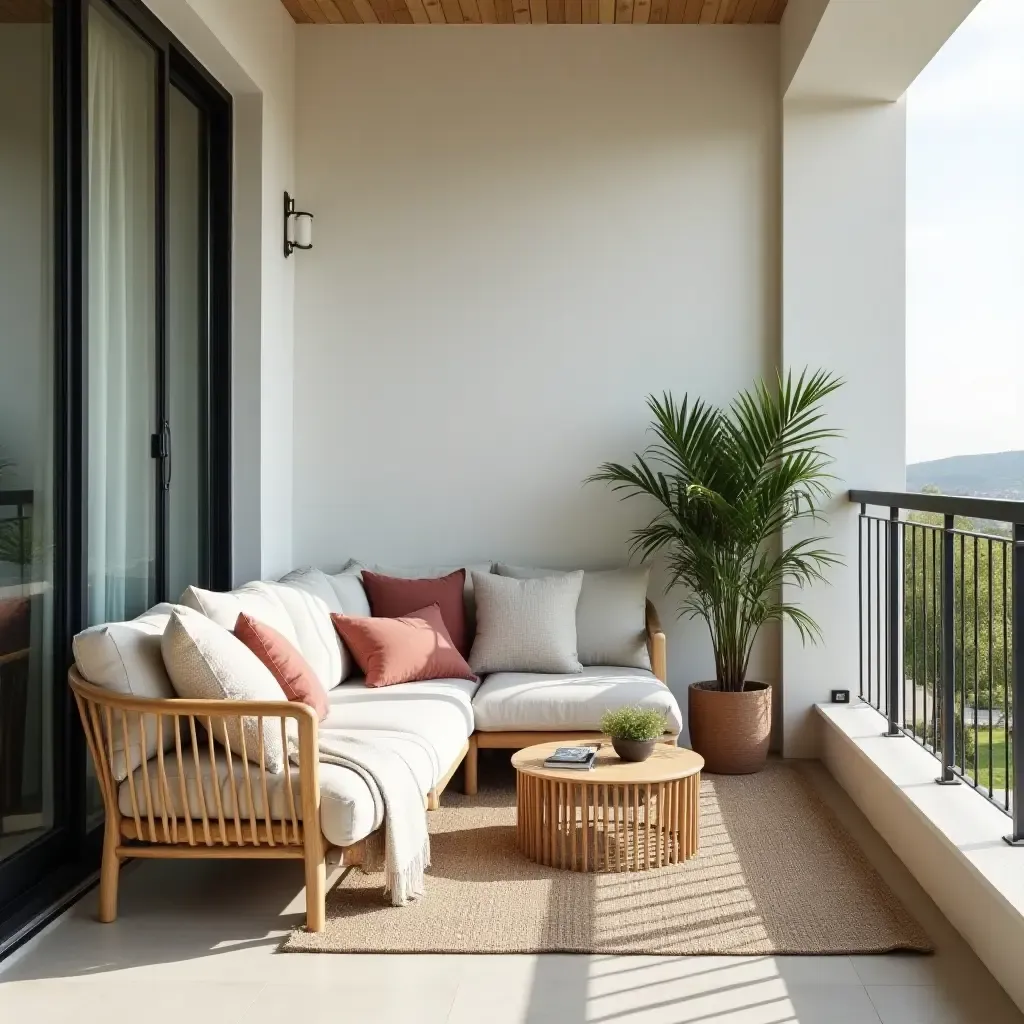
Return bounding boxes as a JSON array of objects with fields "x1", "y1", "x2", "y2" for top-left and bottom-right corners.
[
  {"x1": 330, "y1": 603, "x2": 478, "y2": 688},
  {"x1": 361, "y1": 569, "x2": 469, "y2": 656},
  {"x1": 233, "y1": 613, "x2": 329, "y2": 721}
]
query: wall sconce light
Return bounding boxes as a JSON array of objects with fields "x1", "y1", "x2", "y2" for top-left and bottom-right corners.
[{"x1": 284, "y1": 192, "x2": 313, "y2": 257}]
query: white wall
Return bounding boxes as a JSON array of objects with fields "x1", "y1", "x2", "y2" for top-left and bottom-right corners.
[
  {"x1": 141, "y1": 0, "x2": 297, "y2": 582},
  {"x1": 777, "y1": 0, "x2": 962, "y2": 756},
  {"x1": 292, "y1": 28, "x2": 781, "y2": 721},
  {"x1": 780, "y1": 95, "x2": 907, "y2": 756},
  {"x1": 785, "y1": 0, "x2": 981, "y2": 102}
]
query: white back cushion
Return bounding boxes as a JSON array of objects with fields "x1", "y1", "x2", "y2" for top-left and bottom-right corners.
[
  {"x1": 278, "y1": 567, "x2": 369, "y2": 685},
  {"x1": 73, "y1": 603, "x2": 179, "y2": 780},
  {"x1": 181, "y1": 577, "x2": 344, "y2": 690}
]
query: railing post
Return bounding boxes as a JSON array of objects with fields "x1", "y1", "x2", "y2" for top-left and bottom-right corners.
[
  {"x1": 1004, "y1": 523, "x2": 1024, "y2": 844},
  {"x1": 885, "y1": 507, "x2": 902, "y2": 736},
  {"x1": 937, "y1": 514, "x2": 959, "y2": 785}
]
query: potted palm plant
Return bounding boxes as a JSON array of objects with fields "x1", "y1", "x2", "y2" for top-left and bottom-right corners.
[{"x1": 589, "y1": 369, "x2": 842, "y2": 774}]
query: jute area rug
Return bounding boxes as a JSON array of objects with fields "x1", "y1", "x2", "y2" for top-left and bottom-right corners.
[{"x1": 282, "y1": 761, "x2": 931, "y2": 955}]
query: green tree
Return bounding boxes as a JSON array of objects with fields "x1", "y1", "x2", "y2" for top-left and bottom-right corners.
[{"x1": 900, "y1": 504, "x2": 1012, "y2": 775}]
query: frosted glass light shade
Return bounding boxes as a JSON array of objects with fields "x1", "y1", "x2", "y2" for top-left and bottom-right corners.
[{"x1": 293, "y1": 212, "x2": 313, "y2": 249}]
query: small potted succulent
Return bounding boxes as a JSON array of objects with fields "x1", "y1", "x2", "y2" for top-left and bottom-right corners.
[{"x1": 601, "y1": 706, "x2": 668, "y2": 763}]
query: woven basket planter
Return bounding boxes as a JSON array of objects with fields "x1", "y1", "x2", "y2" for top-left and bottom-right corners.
[{"x1": 688, "y1": 682, "x2": 772, "y2": 774}]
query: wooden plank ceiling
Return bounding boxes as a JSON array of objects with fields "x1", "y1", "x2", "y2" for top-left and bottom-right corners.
[{"x1": 281, "y1": 0, "x2": 786, "y2": 25}]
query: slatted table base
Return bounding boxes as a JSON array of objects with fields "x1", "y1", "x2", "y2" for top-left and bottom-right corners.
[{"x1": 516, "y1": 772, "x2": 700, "y2": 872}]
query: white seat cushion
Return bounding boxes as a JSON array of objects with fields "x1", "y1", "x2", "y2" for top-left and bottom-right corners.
[
  {"x1": 324, "y1": 675, "x2": 477, "y2": 739},
  {"x1": 118, "y1": 675, "x2": 477, "y2": 848},
  {"x1": 471, "y1": 666, "x2": 682, "y2": 734}
]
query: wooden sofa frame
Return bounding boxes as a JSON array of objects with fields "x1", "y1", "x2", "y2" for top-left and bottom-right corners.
[
  {"x1": 70, "y1": 600, "x2": 669, "y2": 931},
  {"x1": 69, "y1": 667, "x2": 466, "y2": 933},
  {"x1": 463, "y1": 600, "x2": 674, "y2": 794}
]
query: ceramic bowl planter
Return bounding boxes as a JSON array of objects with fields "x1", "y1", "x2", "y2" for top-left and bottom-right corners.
[
  {"x1": 688, "y1": 682, "x2": 771, "y2": 774},
  {"x1": 611, "y1": 737, "x2": 656, "y2": 762}
]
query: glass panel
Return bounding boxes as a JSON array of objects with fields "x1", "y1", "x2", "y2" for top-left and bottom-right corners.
[
  {"x1": 86, "y1": 2, "x2": 158, "y2": 625},
  {"x1": 0, "y1": 11, "x2": 55, "y2": 862},
  {"x1": 167, "y1": 87, "x2": 203, "y2": 599}
]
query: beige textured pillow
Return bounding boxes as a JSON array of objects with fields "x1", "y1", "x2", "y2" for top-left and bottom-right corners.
[
  {"x1": 495, "y1": 565, "x2": 652, "y2": 670},
  {"x1": 160, "y1": 610, "x2": 290, "y2": 772},
  {"x1": 469, "y1": 570, "x2": 583, "y2": 675}
]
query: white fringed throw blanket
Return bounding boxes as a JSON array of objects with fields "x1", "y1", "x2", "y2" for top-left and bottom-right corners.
[{"x1": 300, "y1": 731, "x2": 430, "y2": 906}]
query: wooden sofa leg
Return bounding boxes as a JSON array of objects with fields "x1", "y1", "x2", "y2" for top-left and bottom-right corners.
[
  {"x1": 304, "y1": 832, "x2": 327, "y2": 933},
  {"x1": 464, "y1": 735, "x2": 478, "y2": 796},
  {"x1": 426, "y1": 789, "x2": 440, "y2": 811},
  {"x1": 303, "y1": 839, "x2": 323, "y2": 937},
  {"x1": 97, "y1": 821, "x2": 120, "y2": 924}
]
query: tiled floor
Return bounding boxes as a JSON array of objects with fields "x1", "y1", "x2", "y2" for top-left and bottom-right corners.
[{"x1": 1, "y1": 761, "x2": 1021, "y2": 1023}]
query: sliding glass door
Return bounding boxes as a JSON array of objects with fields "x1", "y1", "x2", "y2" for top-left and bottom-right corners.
[
  {"x1": 87, "y1": 0, "x2": 159, "y2": 625},
  {"x1": 167, "y1": 84, "x2": 206, "y2": 602},
  {"x1": 0, "y1": 0, "x2": 231, "y2": 949},
  {"x1": 0, "y1": 1, "x2": 55, "y2": 872},
  {"x1": 85, "y1": 0, "x2": 229, "y2": 627}
]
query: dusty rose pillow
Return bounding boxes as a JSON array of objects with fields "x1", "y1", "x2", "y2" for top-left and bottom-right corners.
[
  {"x1": 330, "y1": 603, "x2": 478, "y2": 688},
  {"x1": 360, "y1": 569, "x2": 469, "y2": 656},
  {"x1": 233, "y1": 613, "x2": 329, "y2": 721}
]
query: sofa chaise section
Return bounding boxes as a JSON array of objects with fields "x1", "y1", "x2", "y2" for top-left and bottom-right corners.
[
  {"x1": 72, "y1": 666, "x2": 473, "y2": 932},
  {"x1": 110, "y1": 675, "x2": 476, "y2": 849}
]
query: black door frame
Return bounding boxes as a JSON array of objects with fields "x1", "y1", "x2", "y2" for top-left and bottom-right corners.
[{"x1": 0, "y1": 0, "x2": 232, "y2": 953}]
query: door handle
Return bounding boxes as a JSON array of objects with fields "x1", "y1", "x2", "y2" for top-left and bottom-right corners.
[
  {"x1": 162, "y1": 421, "x2": 172, "y2": 490},
  {"x1": 150, "y1": 421, "x2": 172, "y2": 490}
]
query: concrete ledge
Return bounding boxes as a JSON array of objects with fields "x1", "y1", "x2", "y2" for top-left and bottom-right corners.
[{"x1": 817, "y1": 702, "x2": 1024, "y2": 1013}]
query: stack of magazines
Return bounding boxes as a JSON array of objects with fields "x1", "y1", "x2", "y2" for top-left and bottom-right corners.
[{"x1": 543, "y1": 745, "x2": 599, "y2": 770}]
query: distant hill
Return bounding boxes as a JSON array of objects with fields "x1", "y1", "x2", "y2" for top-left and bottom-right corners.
[{"x1": 907, "y1": 451, "x2": 1024, "y2": 500}]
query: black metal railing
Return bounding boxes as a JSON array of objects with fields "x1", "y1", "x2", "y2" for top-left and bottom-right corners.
[{"x1": 851, "y1": 489, "x2": 1022, "y2": 845}]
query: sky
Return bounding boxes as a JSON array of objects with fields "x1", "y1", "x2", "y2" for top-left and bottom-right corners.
[{"x1": 905, "y1": 0, "x2": 1024, "y2": 465}]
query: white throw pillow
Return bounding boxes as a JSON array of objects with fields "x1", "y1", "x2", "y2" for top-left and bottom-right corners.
[
  {"x1": 160, "y1": 610, "x2": 289, "y2": 772},
  {"x1": 72, "y1": 603, "x2": 180, "y2": 780},
  {"x1": 469, "y1": 570, "x2": 583, "y2": 675},
  {"x1": 495, "y1": 564, "x2": 652, "y2": 671}
]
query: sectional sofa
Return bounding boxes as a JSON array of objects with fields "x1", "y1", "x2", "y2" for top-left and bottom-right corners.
[{"x1": 69, "y1": 562, "x2": 683, "y2": 931}]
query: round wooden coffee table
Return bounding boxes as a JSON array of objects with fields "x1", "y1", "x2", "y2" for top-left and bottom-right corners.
[{"x1": 511, "y1": 741, "x2": 704, "y2": 872}]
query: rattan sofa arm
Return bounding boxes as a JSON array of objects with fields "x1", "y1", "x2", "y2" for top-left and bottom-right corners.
[
  {"x1": 69, "y1": 668, "x2": 319, "y2": 725},
  {"x1": 69, "y1": 666, "x2": 322, "y2": 851},
  {"x1": 645, "y1": 600, "x2": 667, "y2": 685}
]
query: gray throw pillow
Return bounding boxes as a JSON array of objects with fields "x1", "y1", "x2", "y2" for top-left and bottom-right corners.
[
  {"x1": 469, "y1": 570, "x2": 584, "y2": 675},
  {"x1": 495, "y1": 564, "x2": 651, "y2": 671}
]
